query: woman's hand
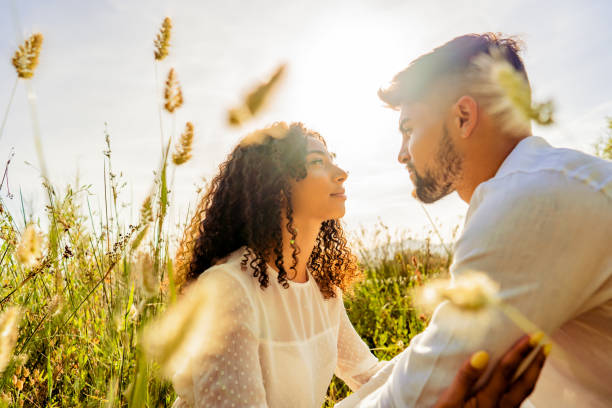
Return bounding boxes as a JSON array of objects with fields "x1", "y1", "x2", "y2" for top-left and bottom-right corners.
[{"x1": 434, "y1": 334, "x2": 550, "y2": 408}]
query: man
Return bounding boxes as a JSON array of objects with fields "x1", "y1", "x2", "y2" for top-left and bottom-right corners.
[{"x1": 339, "y1": 33, "x2": 612, "y2": 407}]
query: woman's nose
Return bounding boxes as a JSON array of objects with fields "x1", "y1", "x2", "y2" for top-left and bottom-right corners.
[{"x1": 334, "y1": 165, "x2": 348, "y2": 182}]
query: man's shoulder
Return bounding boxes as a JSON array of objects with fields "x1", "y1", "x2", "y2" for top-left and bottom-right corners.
[{"x1": 487, "y1": 137, "x2": 612, "y2": 200}]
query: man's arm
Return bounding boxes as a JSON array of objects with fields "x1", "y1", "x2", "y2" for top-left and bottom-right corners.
[{"x1": 356, "y1": 172, "x2": 611, "y2": 407}]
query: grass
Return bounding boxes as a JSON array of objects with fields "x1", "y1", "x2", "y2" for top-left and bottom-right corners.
[{"x1": 0, "y1": 165, "x2": 449, "y2": 407}]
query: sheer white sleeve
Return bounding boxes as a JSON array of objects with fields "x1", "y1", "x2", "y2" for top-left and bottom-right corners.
[
  {"x1": 171, "y1": 267, "x2": 268, "y2": 408},
  {"x1": 335, "y1": 300, "x2": 388, "y2": 391}
]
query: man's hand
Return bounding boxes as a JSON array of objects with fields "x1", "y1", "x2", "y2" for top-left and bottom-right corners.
[{"x1": 434, "y1": 334, "x2": 550, "y2": 408}]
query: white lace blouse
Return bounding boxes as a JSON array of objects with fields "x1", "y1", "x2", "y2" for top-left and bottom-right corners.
[{"x1": 171, "y1": 247, "x2": 386, "y2": 408}]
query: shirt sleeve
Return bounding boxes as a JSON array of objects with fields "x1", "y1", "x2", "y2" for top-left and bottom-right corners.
[
  {"x1": 335, "y1": 296, "x2": 389, "y2": 391},
  {"x1": 171, "y1": 266, "x2": 268, "y2": 408},
  {"x1": 353, "y1": 172, "x2": 612, "y2": 407}
]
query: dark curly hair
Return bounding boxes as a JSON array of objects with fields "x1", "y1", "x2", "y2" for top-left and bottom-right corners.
[{"x1": 174, "y1": 122, "x2": 360, "y2": 299}]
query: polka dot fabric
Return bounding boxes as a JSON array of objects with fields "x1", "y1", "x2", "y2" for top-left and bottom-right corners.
[{"x1": 171, "y1": 247, "x2": 387, "y2": 407}]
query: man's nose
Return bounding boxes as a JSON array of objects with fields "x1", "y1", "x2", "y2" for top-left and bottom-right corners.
[{"x1": 398, "y1": 143, "x2": 411, "y2": 164}]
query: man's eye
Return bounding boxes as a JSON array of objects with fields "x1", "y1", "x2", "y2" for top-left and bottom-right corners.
[{"x1": 402, "y1": 128, "x2": 413, "y2": 135}]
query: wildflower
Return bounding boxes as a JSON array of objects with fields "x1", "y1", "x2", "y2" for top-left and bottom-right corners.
[
  {"x1": 468, "y1": 48, "x2": 553, "y2": 135},
  {"x1": 172, "y1": 122, "x2": 194, "y2": 165},
  {"x1": 154, "y1": 17, "x2": 172, "y2": 61},
  {"x1": 228, "y1": 64, "x2": 286, "y2": 126},
  {"x1": 12, "y1": 33, "x2": 43, "y2": 79},
  {"x1": 239, "y1": 121, "x2": 290, "y2": 147},
  {"x1": 15, "y1": 224, "x2": 44, "y2": 267},
  {"x1": 164, "y1": 68, "x2": 184, "y2": 113},
  {"x1": 0, "y1": 307, "x2": 21, "y2": 373},
  {"x1": 416, "y1": 270, "x2": 501, "y2": 312}
]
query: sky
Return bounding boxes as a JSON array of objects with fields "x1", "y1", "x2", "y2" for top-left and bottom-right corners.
[{"x1": 1, "y1": 0, "x2": 611, "y2": 246}]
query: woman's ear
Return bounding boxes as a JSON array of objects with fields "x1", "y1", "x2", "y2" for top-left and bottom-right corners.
[{"x1": 453, "y1": 96, "x2": 478, "y2": 139}]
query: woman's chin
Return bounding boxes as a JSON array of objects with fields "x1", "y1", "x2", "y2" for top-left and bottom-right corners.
[{"x1": 327, "y1": 207, "x2": 346, "y2": 220}]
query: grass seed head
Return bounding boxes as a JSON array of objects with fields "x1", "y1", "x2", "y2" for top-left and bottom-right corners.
[
  {"x1": 172, "y1": 122, "x2": 194, "y2": 165},
  {"x1": 16, "y1": 224, "x2": 44, "y2": 268},
  {"x1": 417, "y1": 270, "x2": 500, "y2": 312},
  {"x1": 154, "y1": 17, "x2": 172, "y2": 61},
  {"x1": 228, "y1": 64, "x2": 286, "y2": 126},
  {"x1": 0, "y1": 307, "x2": 21, "y2": 373},
  {"x1": 164, "y1": 68, "x2": 184, "y2": 113},
  {"x1": 238, "y1": 121, "x2": 290, "y2": 147},
  {"x1": 468, "y1": 49, "x2": 554, "y2": 134},
  {"x1": 12, "y1": 33, "x2": 43, "y2": 79}
]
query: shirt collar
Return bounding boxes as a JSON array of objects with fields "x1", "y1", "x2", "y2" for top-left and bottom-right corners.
[{"x1": 493, "y1": 136, "x2": 551, "y2": 179}]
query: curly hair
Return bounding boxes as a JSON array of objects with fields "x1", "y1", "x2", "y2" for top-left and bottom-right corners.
[{"x1": 174, "y1": 122, "x2": 360, "y2": 299}]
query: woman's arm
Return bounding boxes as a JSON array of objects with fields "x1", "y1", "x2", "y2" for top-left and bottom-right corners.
[
  {"x1": 335, "y1": 300, "x2": 391, "y2": 391},
  {"x1": 170, "y1": 267, "x2": 268, "y2": 407}
]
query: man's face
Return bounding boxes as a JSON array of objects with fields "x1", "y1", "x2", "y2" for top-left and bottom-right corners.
[{"x1": 397, "y1": 101, "x2": 463, "y2": 203}]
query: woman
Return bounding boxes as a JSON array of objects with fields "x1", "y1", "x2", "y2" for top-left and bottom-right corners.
[{"x1": 171, "y1": 122, "x2": 546, "y2": 407}]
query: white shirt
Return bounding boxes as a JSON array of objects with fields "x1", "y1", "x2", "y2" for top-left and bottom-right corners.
[
  {"x1": 171, "y1": 247, "x2": 386, "y2": 408},
  {"x1": 337, "y1": 136, "x2": 612, "y2": 408}
]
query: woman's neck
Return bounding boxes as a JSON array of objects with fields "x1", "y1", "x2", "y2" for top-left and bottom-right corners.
[{"x1": 273, "y1": 215, "x2": 321, "y2": 283}]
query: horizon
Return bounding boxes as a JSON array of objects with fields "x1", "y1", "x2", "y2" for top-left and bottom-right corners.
[{"x1": 1, "y1": 0, "x2": 611, "y2": 245}]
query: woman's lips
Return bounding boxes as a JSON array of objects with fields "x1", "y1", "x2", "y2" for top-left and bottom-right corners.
[{"x1": 330, "y1": 191, "x2": 346, "y2": 199}]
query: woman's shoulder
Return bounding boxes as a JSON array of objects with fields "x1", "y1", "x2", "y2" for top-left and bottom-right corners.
[{"x1": 196, "y1": 247, "x2": 258, "y2": 295}]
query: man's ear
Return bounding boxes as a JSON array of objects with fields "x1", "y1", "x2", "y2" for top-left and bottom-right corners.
[{"x1": 453, "y1": 96, "x2": 478, "y2": 139}]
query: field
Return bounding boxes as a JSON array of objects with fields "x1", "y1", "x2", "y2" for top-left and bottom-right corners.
[
  {"x1": 1, "y1": 17, "x2": 611, "y2": 408},
  {"x1": 0, "y1": 172, "x2": 449, "y2": 407}
]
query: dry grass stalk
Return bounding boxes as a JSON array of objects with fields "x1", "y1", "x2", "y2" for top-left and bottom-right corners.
[
  {"x1": 131, "y1": 193, "x2": 154, "y2": 251},
  {"x1": 12, "y1": 33, "x2": 43, "y2": 79},
  {"x1": 164, "y1": 68, "x2": 184, "y2": 113},
  {"x1": 140, "y1": 194, "x2": 154, "y2": 224},
  {"x1": 172, "y1": 122, "x2": 194, "y2": 165},
  {"x1": 154, "y1": 17, "x2": 172, "y2": 61}
]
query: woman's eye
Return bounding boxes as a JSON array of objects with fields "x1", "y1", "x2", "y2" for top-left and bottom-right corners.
[{"x1": 309, "y1": 159, "x2": 324, "y2": 166}]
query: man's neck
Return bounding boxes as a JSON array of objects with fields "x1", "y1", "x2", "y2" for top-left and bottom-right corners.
[{"x1": 457, "y1": 135, "x2": 528, "y2": 204}]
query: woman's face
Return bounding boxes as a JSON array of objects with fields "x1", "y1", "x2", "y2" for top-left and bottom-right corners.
[{"x1": 290, "y1": 136, "x2": 348, "y2": 222}]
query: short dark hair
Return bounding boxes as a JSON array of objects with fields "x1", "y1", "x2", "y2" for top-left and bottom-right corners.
[{"x1": 378, "y1": 33, "x2": 529, "y2": 109}]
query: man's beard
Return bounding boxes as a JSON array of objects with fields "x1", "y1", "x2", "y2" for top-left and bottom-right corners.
[{"x1": 409, "y1": 125, "x2": 462, "y2": 203}]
